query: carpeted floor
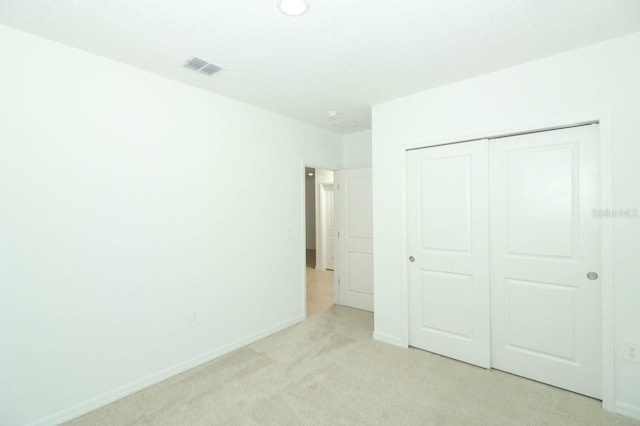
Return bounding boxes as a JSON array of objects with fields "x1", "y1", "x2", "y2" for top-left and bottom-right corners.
[{"x1": 66, "y1": 306, "x2": 638, "y2": 425}]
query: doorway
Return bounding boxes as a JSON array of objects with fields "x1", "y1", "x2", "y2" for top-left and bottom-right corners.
[{"x1": 305, "y1": 167, "x2": 335, "y2": 317}]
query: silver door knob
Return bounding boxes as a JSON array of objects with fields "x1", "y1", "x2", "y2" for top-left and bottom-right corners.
[
  {"x1": 409, "y1": 256, "x2": 415, "y2": 262},
  {"x1": 586, "y1": 272, "x2": 599, "y2": 280}
]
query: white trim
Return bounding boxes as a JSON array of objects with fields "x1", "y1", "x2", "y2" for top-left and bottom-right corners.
[
  {"x1": 301, "y1": 162, "x2": 309, "y2": 320},
  {"x1": 398, "y1": 111, "x2": 615, "y2": 413},
  {"x1": 27, "y1": 315, "x2": 304, "y2": 426},
  {"x1": 373, "y1": 331, "x2": 407, "y2": 348},
  {"x1": 318, "y1": 182, "x2": 335, "y2": 271},
  {"x1": 613, "y1": 402, "x2": 640, "y2": 421},
  {"x1": 334, "y1": 171, "x2": 342, "y2": 306},
  {"x1": 399, "y1": 150, "x2": 410, "y2": 347},
  {"x1": 313, "y1": 169, "x2": 335, "y2": 271},
  {"x1": 315, "y1": 176, "x2": 324, "y2": 270},
  {"x1": 597, "y1": 113, "x2": 615, "y2": 412}
]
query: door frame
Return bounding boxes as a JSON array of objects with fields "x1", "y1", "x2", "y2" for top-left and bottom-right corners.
[
  {"x1": 334, "y1": 168, "x2": 375, "y2": 312},
  {"x1": 399, "y1": 112, "x2": 614, "y2": 410},
  {"x1": 317, "y1": 182, "x2": 334, "y2": 271}
]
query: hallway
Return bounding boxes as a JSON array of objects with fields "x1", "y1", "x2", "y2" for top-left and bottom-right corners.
[{"x1": 306, "y1": 249, "x2": 334, "y2": 317}]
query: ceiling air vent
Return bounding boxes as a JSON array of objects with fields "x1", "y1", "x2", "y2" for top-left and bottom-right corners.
[
  {"x1": 199, "y1": 63, "x2": 222, "y2": 76},
  {"x1": 332, "y1": 120, "x2": 359, "y2": 129},
  {"x1": 184, "y1": 57, "x2": 222, "y2": 76}
]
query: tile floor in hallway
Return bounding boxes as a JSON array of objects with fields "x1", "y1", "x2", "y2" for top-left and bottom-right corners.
[{"x1": 306, "y1": 249, "x2": 334, "y2": 317}]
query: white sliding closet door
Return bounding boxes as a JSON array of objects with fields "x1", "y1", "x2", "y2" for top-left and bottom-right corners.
[
  {"x1": 489, "y1": 124, "x2": 601, "y2": 398},
  {"x1": 407, "y1": 140, "x2": 490, "y2": 368}
]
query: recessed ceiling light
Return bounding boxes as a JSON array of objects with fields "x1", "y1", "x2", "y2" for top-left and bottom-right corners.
[
  {"x1": 308, "y1": 172, "x2": 314, "y2": 176},
  {"x1": 328, "y1": 111, "x2": 340, "y2": 120},
  {"x1": 278, "y1": 0, "x2": 308, "y2": 16}
]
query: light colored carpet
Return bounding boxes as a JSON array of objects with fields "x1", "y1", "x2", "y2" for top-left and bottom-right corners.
[{"x1": 66, "y1": 306, "x2": 638, "y2": 425}]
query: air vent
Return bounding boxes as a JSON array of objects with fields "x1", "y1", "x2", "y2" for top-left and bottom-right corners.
[
  {"x1": 332, "y1": 120, "x2": 359, "y2": 129},
  {"x1": 184, "y1": 57, "x2": 208, "y2": 70},
  {"x1": 199, "y1": 63, "x2": 222, "y2": 76},
  {"x1": 184, "y1": 57, "x2": 222, "y2": 76}
]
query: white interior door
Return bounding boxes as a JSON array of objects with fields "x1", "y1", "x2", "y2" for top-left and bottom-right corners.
[
  {"x1": 490, "y1": 124, "x2": 601, "y2": 398},
  {"x1": 407, "y1": 141, "x2": 491, "y2": 368},
  {"x1": 336, "y1": 168, "x2": 373, "y2": 312}
]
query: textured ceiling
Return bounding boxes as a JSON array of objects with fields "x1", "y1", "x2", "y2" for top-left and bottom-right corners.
[{"x1": 1, "y1": 0, "x2": 640, "y2": 134}]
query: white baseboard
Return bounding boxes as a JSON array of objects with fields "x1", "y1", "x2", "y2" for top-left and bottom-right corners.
[
  {"x1": 372, "y1": 331, "x2": 406, "y2": 348},
  {"x1": 27, "y1": 315, "x2": 305, "y2": 426},
  {"x1": 614, "y1": 401, "x2": 640, "y2": 420}
]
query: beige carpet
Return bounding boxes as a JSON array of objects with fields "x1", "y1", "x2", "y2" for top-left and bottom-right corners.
[{"x1": 66, "y1": 306, "x2": 638, "y2": 425}]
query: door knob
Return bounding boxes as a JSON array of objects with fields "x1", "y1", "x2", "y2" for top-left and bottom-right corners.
[
  {"x1": 409, "y1": 256, "x2": 415, "y2": 262},
  {"x1": 586, "y1": 272, "x2": 598, "y2": 280}
]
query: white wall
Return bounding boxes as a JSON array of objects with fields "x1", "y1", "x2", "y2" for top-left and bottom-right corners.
[
  {"x1": 0, "y1": 25, "x2": 341, "y2": 426},
  {"x1": 305, "y1": 175, "x2": 316, "y2": 250},
  {"x1": 342, "y1": 130, "x2": 372, "y2": 168},
  {"x1": 372, "y1": 32, "x2": 640, "y2": 418}
]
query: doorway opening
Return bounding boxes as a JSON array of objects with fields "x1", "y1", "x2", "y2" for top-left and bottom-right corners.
[{"x1": 305, "y1": 166, "x2": 335, "y2": 317}]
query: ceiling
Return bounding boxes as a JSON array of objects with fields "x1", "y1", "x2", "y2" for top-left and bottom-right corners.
[{"x1": 2, "y1": 1, "x2": 640, "y2": 134}]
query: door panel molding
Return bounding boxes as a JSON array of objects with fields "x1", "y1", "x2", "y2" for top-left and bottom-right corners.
[
  {"x1": 399, "y1": 113, "x2": 614, "y2": 412},
  {"x1": 407, "y1": 140, "x2": 490, "y2": 368},
  {"x1": 406, "y1": 123, "x2": 602, "y2": 398},
  {"x1": 490, "y1": 124, "x2": 602, "y2": 399}
]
